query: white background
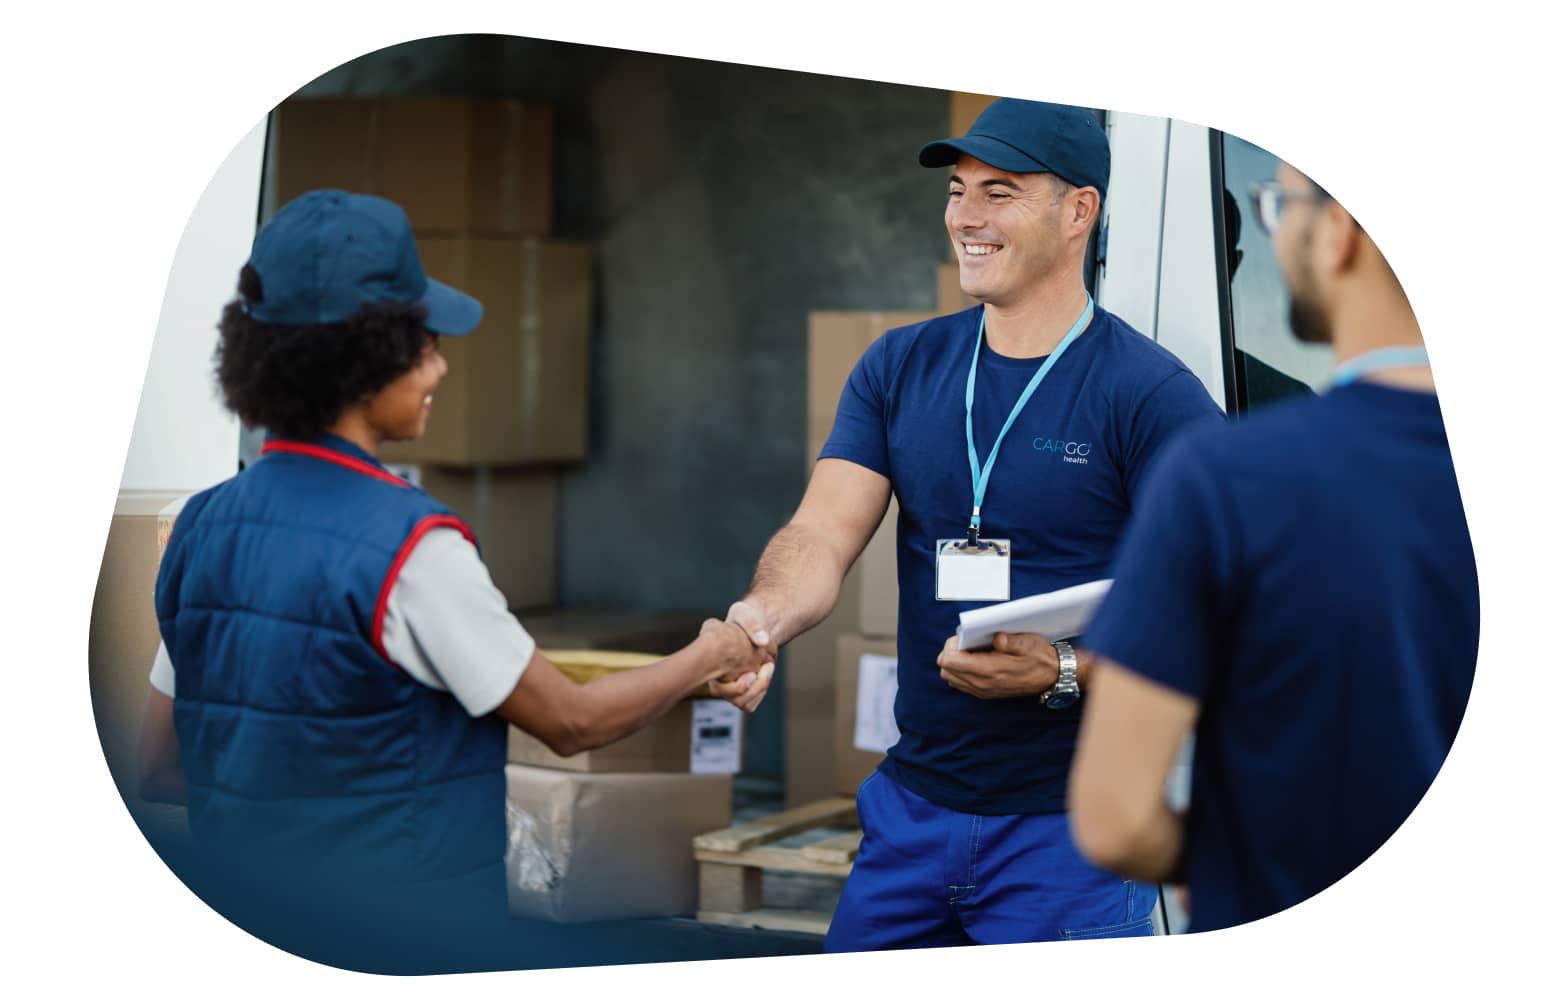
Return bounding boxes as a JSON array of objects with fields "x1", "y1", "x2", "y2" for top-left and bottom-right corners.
[{"x1": 2, "y1": 0, "x2": 1551, "y2": 993}]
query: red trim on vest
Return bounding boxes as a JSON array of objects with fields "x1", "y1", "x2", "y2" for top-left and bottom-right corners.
[
  {"x1": 261, "y1": 440, "x2": 411, "y2": 488},
  {"x1": 372, "y1": 514, "x2": 478, "y2": 670}
]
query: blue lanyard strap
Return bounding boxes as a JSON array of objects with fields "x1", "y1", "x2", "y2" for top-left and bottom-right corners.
[
  {"x1": 964, "y1": 294, "x2": 1094, "y2": 536},
  {"x1": 1331, "y1": 346, "x2": 1431, "y2": 387}
]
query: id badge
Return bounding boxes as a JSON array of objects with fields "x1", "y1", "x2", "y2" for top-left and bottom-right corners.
[{"x1": 935, "y1": 538, "x2": 1011, "y2": 602}]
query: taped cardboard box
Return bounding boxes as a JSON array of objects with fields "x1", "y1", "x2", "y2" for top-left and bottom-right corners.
[
  {"x1": 272, "y1": 97, "x2": 555, "y2": 236},
  {"x1": 403, "y1": 465, "x2": 558, "y2": 611},
  {"x1": 833, "y1": 634, "x2": 898, "y2": 795},
  {"x1": 90, "y1": 492, "x2": 189, "y2": 792},
  {"x1": 379, "y1": 237, "x2": 592, "y2": 466},
  {"x1": 504, "y1": 765, "x2": 732, "y2": 922}
]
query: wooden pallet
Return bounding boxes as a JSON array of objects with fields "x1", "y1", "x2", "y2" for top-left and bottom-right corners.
[{"x1": 693, "y1": 797, "x2": 860, "y2": 935}]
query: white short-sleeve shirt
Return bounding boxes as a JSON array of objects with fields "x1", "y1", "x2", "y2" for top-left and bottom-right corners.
[{"x1": 149, "y1": 527, "x2": 533, "y2": 717}]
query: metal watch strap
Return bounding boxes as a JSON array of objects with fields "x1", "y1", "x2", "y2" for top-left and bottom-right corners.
[{"x1": 1042, "y1": 640, "x2": 1079, "y2": 704}]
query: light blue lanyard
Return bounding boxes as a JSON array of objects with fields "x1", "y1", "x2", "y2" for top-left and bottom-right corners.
[
  {"x1": 964, "y1": 294, "x2": 1094, "y2": 539},
  {"x1": 1331, "y1": 346, "x2": 1431, "y2": 387}
]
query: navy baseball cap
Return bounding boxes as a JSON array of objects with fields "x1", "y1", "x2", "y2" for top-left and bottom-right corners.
[
  {"x1": 245, "y1": 190, "x2": 482, "y2": 335},
  {"x1": 919, "y1": 98, "x2": 1110, "y2": 198}
]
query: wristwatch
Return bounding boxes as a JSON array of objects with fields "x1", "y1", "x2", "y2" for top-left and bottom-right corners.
[{"x1": 1042, "y1": 640, "x2": 1081, "y2": 710}]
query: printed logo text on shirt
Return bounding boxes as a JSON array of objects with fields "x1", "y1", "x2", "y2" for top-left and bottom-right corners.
[{"x1": 1033, "y1": 438, "x2": 1092, "y2": 465}]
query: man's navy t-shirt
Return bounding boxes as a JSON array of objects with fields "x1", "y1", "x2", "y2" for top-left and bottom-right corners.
[
  {"x1": 1084, "y1": 382, "x2": 1478, "y2": 932},
  {"x1": 820, "y1": 305, "x2": 1223, "y2": 815}
]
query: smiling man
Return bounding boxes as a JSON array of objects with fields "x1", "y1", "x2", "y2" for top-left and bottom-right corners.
[{"x1": 709, "y1": 99, "x2": 1223, "y2": 949}]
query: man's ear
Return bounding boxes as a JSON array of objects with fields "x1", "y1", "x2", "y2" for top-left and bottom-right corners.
[
  {"x1": 1072, "y1": 187, "x2": 1101, "y2": 237},
  {"x1": 1320, "y1": 198, "x2": 1363, "y2": 279}
]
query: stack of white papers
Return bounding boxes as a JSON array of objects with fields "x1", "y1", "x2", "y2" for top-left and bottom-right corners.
[{"x1": 955, "y1": 579, "x2": 1113, "y2": 651}]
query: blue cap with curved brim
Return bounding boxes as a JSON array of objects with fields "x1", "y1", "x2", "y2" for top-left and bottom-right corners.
[
  {"x1": 245, "y1": 189, "x2": 483, "y2": 335},
  {"x1": 918, "y1": 98, "x2": 1110, "y2": 199}
]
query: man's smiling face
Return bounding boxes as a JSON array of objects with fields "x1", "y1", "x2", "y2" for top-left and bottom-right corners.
[{"x1": 945, "y1": 153, "x2": 1068, "y2": 308}]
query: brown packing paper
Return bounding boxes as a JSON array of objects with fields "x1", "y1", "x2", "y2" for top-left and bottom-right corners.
[{"x1": 504, "y1": 765, "x2": 732, "y2": 922}]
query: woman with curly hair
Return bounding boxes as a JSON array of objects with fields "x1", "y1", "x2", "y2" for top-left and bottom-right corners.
[{"x1": 135, "y1": 190, "x2": 771, "y2": 972}]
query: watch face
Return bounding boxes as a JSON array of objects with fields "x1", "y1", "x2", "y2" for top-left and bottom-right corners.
[{"x1": 1045, "y1": 690, "x2": 1080, "y2": 711}]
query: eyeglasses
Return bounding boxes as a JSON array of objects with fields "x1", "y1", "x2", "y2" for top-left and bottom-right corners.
[{"x1": 1248, "y1": 181, "x2": 1330, "y2": 236}]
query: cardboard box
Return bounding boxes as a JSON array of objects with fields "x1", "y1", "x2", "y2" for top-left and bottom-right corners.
[
  {"x1": 938, "y1": 261, "x2": 978, "y2": 314},
  {"x1": 410, "y1": 465, "x2": 558, "y2": 610},
  {"x1": 833, "y1": 635, "x2": 897, "y2": 795},
  {"x1": 507, "y1": 698, "x2": 745, "y2": 774},
  {"x1": 951, "y1": 91, "x2": 999, "y2": 140},
  {"x1": 504, "y1": 765, "x2": 732, "y2": 922},
  {"x1": 378, "y1": 237, "x2": 592, "y2": 466},
  {"x1": 90, "y1": 492, "x2": 189, "y2": 793},
  {"x1": 272, "y1": 97, "x2": 555, "y2": 235}
]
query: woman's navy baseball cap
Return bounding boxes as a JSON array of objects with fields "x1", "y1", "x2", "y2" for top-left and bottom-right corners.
[
  {"x1": 244, "y1": 189, "x2": 483, "y2": 335},
  {"x1": 919, "y1": 98, "x2": 1110, "y2": 198}
]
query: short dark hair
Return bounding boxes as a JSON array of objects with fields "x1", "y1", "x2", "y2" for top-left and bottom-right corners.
[{"x1": 214, "y1": 265, "x2": 434, "y2": 440}]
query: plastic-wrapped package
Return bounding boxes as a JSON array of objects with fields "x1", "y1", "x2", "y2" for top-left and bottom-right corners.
[{"x1": 502, "y1": 765, "x2": 731, "y2": 922}]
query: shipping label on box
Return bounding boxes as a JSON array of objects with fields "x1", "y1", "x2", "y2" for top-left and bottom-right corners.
[
  {"x1": 853, "y1": 653, "x2": 901, "y2": 754},
  {"x1": 690, "y1": 700, "x2": 743, "y2": 774}
]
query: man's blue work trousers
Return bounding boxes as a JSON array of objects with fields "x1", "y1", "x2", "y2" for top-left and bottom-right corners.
[{"x1": 825, "y1": 769, "x2": 1158, "y2": 951}]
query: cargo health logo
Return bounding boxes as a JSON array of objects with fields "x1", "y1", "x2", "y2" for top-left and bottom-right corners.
[{"x1": 1033, "y1": 437, "x2": 1092, "y2": 465}]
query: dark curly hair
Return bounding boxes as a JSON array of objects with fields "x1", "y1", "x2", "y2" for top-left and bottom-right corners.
[{"x1": 214, "y1": 265, "x2": 435, "y2": 440}]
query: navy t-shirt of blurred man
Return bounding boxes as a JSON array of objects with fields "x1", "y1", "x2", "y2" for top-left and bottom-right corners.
[{"x1": 1069, "y1": 161, "x2": 1478, "y2": 933}]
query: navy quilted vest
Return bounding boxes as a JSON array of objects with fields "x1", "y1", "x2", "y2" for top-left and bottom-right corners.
[{"x1": 154, "y1": 434, "x2": 508, "y2": 908}]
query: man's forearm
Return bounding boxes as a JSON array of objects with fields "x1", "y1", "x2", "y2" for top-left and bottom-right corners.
[
  {"x1": 1096, "y1": 803, "x2": 1185, "y2": 883},
  {"x1": 745, "y1": 520, "x2": 851, "y2": 646},
  {"x1": 571, "y1": 642, "x2": 720, "y2": 751}
]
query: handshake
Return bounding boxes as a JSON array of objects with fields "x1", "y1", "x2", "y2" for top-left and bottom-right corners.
[
  {"x1": 695, "y1": 600, "x2": 779, "y2": 714},
  {"x1": 696, "y1": 597, "x2": 1089, "y2": 714}
]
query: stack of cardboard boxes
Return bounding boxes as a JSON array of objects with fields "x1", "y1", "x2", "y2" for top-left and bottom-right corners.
[
  {"x1": 785, "y1": 92, "x2": 998, "y2": 806},
  {"x1": 272, "y1": 96, "x2": 588, "y2": 613}
]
